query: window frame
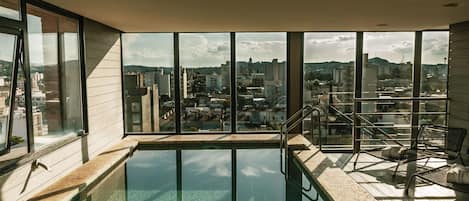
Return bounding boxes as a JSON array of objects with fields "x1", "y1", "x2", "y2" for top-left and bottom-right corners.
[
  {"x1": 0, "y1": 0, "x2": 88, "y2": 172},
  {"x1": 122, "y1": 32, "x2": 289, "y2": 135},
  {"x1": 0, "y1": 27, "x2": 21, "y2": 155},
  {"x1": 301, "y1": 30, "x2": 450, "y2": 152}
]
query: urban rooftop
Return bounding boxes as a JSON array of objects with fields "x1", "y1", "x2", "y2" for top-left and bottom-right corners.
[{"x1": 1, "y1": 0, "x2": 469, "y2": 201}]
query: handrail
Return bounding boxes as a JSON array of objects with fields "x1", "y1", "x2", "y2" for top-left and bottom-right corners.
[
  {"x1": 329, "y1": 105, "x2": 376, "y2": 137},
  {"x1": 355, "y1": 97, "x2": 448, "y2": 102},
  {"x1": 329, "y1": 104, "x2": 405, "y2": 147},
  {"x1": 280, "y1": 105, "x2": 314, "y2": 149},
  {"x1": 280, "y1": 105, "x2": 323, "y2": 179},
  {"x1": 355, "y1": 114, "x2": 404, "y2": 146}
]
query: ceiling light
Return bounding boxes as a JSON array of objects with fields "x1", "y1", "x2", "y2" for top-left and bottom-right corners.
[{"x1": 443, "y1": 3, "x2": 459, "y2": 7}]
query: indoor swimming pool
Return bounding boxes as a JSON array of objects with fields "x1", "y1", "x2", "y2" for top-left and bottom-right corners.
[{"x1": 78, "y1": 145, "x2": 328, "y2": 201}]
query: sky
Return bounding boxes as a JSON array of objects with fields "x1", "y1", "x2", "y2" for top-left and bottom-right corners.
[
  {"x1": 123, "y1": 32, "x2": 449, "y2": 68},
  {"x1": 0, "y1": 33, "x2": 16, "y2": 62},
  {"x1": 123, "y1": 32, "x2": 287, "y2": 67}
]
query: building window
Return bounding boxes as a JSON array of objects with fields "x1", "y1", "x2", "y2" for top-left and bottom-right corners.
[
  {"x1": 122, "y1": 33, "x2": 175, "y2": 133},
  {"x1": 0, "y1": 0, "x2": 20, "y2": 20},
  {"x1": 420, "y1": 31, "x2": 449, "y2": 126},
  {"x1": 362, "y1": 32, "x2": 415, "y2": 145},
  {"x1": 27, "y1": 4, "x2": 83, "y2": 149},
  {"x1": 235, "y1": 33, "x2": 287, "y2": 131},
  {"x1": 179, "y1": 33, "x2": 231, "y2": 132},
  {"x1": 303, "y1": 32, "x2": 355, "y2": 146}
]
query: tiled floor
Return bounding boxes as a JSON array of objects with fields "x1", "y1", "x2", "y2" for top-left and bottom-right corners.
[{"x1": 326, "y1": 153, "x2": 469, "y2": 201}]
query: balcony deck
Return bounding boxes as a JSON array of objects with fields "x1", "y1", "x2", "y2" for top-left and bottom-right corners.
[{"x1": 326, "y1": 153, "x2": 469, "y2": 200}]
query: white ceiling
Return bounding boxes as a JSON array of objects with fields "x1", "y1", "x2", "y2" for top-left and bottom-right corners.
[{"x1": 44, "y1": 0, "x2": 469, "y2": 32}]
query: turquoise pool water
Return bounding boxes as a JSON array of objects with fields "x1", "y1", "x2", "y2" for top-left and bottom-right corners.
[{"x1": 82, "y1": 146, "x2": 328, "y2": 201}]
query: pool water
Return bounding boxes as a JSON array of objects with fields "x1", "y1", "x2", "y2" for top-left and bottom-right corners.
[{"x1": 81, "y1": 147, "x2": 327, "y2": 201}]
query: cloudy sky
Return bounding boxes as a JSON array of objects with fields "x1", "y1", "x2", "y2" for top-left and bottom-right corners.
[
  {"x1": 123, "y1": 32, "x2": 287, "y2": 67},
  {"x1": 123, "y1": 31, "x2": 449, "y2": 68},
  {"x1": 18, "y1": 30, "x2": 448, "y2": 67}
]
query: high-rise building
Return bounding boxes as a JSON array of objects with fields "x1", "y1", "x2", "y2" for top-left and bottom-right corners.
[
  {"x1": 206, "y1": 73, "x2": 222, "y2": 91},
  {"x1": 124, "y1": 74, "x2": 161, "y2": 132},
  {"x1": 362, "y1": 53, "x2": 377, "y2": 113},
  {"x1": 157, "y1": 69, "x2": 171, "y2": 97},
  {"x1": 221, "y1": 61, "x2": 230, "y2": 88},
  {"x1": 182, "y1": 67, "x2": 188, "y2": 99}
]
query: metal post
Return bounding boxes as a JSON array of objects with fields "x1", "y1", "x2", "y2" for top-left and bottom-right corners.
[
  {"x1": 411, "y1": 31, "x2": 422, "y2": 150},
  {"x1": 353, "y1": 32, "x2": 364, "y2": 154}
]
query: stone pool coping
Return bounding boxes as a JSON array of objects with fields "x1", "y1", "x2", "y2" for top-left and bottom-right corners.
[{"x1": 29, "y1": 134, "x2": 376, "y2": 201}]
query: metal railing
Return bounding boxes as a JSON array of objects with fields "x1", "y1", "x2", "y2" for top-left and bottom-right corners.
[
  {"x1": 280, "y1": 104, "x2": 323, "y2": 179},
  {"x1": 353, "y1": 96, "x2": 448, "y2": 149}
]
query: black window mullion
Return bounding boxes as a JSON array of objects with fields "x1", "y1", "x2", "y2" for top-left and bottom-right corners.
[
  {"x1": 174, "y1": 33, "x2": 181, "y2": 134},
  {"x1": 79, "y1": 17, "x2": 89, "y2": 134},
  {"x1": 230, "y1": 32, "x2": 236, "y2": 133},
  {"x1": 1, "y1": 35, "x2": 21, "y2": 155},
  {"x1": 353, "y1": 32, "x2": 364, "y2": 153},
  {"x1": 21, "y1": 0, "x2": 35, "y2": 153}
]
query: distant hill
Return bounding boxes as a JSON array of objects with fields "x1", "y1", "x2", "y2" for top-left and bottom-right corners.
[{"x1": 124, "y1": 57, "x2": 446, "y2": 77}]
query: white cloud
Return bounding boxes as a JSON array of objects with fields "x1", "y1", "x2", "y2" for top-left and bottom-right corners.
[
  {"x1": 121, "y1": 32, "x2": 449, "y2": 67},
  {"x1": 241, "y1": 166, "x2": 260, "y2": 177},
  {"x1": 182, "y1": 150, "x2": 231, "y2": 177}
]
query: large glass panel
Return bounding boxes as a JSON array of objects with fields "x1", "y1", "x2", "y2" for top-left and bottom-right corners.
[
  {"x1": 179, "y1": 33, "x2": 231, "y2": 132},
  {"x1": 303, "y1": 32, "x2": 355, "y2": 148},
  {"x1": 182, "y1": 150, "x2": 231, "y2": 201},
  {"x1": 237, "y1": 149, "x2": 285, "y2": 201},
  {"x1": 0, "y1": 0, "x2": 20, "y2": 20},
  {"x1": 126, "y1": 150, "x2": 177, "y2": 201},
  {"x1": 27, "y1": 4, "x2": 83, "y2": 149},
  {"x1": 362, "y1": 32, "x2": 414, "y2": 146},
  {"x1": 420, "y1": 31, "x2": 449, "y2": 126},
  {"x1": 10, "y1": 63, "x2": 27, "y2": 155},
  {"x1": 236, "y1": 33, "x2": 287, "y2": 131},
  {"x1": 0, "y1": 33, "x2": 16, "y2": 152},
  {"x1": 122, "y1": 33, "x2": 175, "y2": 133}
]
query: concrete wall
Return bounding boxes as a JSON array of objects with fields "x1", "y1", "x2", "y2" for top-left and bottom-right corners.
[
  {"x1": 448, "y1": 21, "x2": 469, "y2": 163},
  {"x1": 0, "y1": 18, "x2": 123, "y2": 201}
]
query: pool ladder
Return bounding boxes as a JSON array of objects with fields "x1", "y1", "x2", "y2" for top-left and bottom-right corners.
[{"x1": 279, "y1": 105, "x2": 323, "y2": 201}]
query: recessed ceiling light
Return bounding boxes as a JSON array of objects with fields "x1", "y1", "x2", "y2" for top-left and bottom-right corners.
[
  {"x1": 443, "y1": 3, "x2": 459, "y2": 7},
  {"x1": 376, "y1": 24, "x2": 388, "y2": 27}
]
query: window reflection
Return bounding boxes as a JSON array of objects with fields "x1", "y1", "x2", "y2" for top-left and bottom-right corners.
[
  {"x1": 0, "y1": 0, "x2": 20, "y2": 20},
  {"x1": 0, "y1": 33, "x2": 16, "y2": 152},
  {"x1": 182, "y1": 150, "x2": 231, "y2": 201},
  {"x1": 237, "y1": 149, "x2": 285, "y2": 201},
  {"x1": 126, "y1": 150, "x2": 177, "y2": 201},
  {"x1": 27, "y1": 4, "x2": 83, "y2": 149}
]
